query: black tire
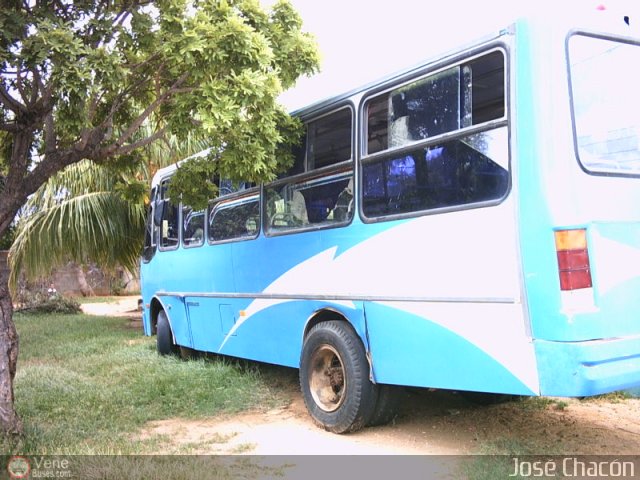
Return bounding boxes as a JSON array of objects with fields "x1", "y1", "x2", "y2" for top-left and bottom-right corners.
[
  {"x1": 156, "y1": 310, "x2": 179, "y2": 356},
  {"x1": 367, "y1": 384, "x2": 401, "y2": 427},
  {"x1": 299, "y1": 321, "x2": 378, "y2": 433}
]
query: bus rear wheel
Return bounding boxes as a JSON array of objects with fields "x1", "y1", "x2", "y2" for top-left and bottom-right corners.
[
  {"x1": 299, "y1": 321, "x2": 377, "y2": 433},
  {"x1": 156, "y1": 310, "x2": 179, "y2": 356},
  {"x1": 367, "y1": 384, "x2": 401, "y2": 427}
]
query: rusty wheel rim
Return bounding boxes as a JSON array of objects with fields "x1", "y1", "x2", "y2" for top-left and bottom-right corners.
[{"x1": 308, "y1": 344, "x2": 346, "y2": 412}]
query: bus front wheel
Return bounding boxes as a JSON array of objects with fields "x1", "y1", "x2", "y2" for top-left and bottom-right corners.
[
  {"x1": 156, "y1": 311, "x2": 179, "y2": 356},
  {"x1": 299, "y1": 321, "x2": 377, "y2": 433}
]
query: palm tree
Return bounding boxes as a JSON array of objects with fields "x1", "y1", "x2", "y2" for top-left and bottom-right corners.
[{"x1": 8, "y1": 130, "x2": 208, "y2": 295}]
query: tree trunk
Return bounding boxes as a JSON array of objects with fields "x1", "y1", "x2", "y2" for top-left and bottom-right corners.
[
  {"x1": 0, "y1": 261, "x2": 22, "y2": 435},
  {"x1": 72, "y1": 263, "x2": 94, "y2": 297}
]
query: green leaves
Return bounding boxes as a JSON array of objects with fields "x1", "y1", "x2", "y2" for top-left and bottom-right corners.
[
  {"x1": 2, "y1": 0, "x2": 318, "y2": 164},
  {"x1": 168, "y1": 157, "x2": 219, "y2": 210},
  {"x1": 2, "y1": 0, "x2": 319, "y2": 279}
]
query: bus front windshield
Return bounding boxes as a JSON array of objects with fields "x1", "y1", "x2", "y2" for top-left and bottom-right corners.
[{"x1": 569, "y1": 34, "x2": 640, "y2": 176}]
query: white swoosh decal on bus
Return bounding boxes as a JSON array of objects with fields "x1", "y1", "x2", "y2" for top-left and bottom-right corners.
[
  {"x1": 378, "y1": 301, "x2": 539, "y2": 394},
  {"x1": 218, "y1": 204, "x2": 532, "y2": 390},
  {"x1": 592, "y1": 231, "x2": 640, "y2": 296},
  {"x1": 218, "y1": 247, "x2": 355, "y2": 350}
]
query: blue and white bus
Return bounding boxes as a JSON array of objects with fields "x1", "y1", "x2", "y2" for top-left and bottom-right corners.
[{"x1": 141, "y1": 11, "x2": 640, "y2": 433}]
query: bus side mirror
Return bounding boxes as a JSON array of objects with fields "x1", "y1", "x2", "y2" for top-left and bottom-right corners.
[{"x1": 153, "y1": 200, "x2": 165, "y2": 227}]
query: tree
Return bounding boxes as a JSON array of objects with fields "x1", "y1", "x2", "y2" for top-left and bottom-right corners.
[
  {"x1": 8, "y1": 129, "x2": 210, "y2": 295},
  {"x1": 0, "y1": 0, "x2": 319, "y2": 434}
]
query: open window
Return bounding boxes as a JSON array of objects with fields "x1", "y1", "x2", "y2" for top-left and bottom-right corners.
[
  {"x1": 142, "y1": 186, "x2": 157, "y2": 262},
  {"x1": 266, "y1": 107, "x2": 354, "y2": 234},
  {"x1": 265, "y1": 169, "x2": 353, "y2": 232}
]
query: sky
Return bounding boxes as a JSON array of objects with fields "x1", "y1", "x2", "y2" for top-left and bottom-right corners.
[{"x1": 271, "y1": 0, "x2": 640, "y2": 111}]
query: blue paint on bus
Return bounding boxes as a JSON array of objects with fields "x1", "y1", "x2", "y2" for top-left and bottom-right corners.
[{"x1": 141, "y1": 13, "x2": 640, "y2": 402}]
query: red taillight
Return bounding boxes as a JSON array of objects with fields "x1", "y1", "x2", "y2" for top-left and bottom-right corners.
[{"x1": 555, "y1": 229, "x2": 593, "y2": 291}]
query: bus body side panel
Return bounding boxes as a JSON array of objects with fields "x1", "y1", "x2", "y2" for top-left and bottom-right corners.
[
  {"x1": 159, "y1": 295, "x2": 193, "y2": 348},
  {"x1": 214, "y1": 300, "x2": 366, "y2": 369},
  {"x1": 141, "y1": 248, "x2": 197, "y2": 346},
  {"x1": 364, "y1": 301, "x2": 537, "y2": 395},
  {"x1": 516, "y1": 19, "x2": 640, "y2": 396},
  {"x1": 141, "y1": 238, "x2": 237, "y2": 351},
  {"x1": 222, "y1": 227, "x2": 372, "y2": 367},
  {"x1": 358, "y1": 198, "x2": 538, "y2": 394},
  {"x1": 185, "y1": 297, "x2": 227, "y2": 353}
]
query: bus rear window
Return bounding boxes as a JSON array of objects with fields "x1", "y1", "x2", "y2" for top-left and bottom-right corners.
[{"x1": 569, "y1": 35, "x2": 640, "y2": 175}]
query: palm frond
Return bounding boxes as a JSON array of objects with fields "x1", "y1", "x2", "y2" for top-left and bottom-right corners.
[
  {"x1": 9, "y1": 126, "x2": 211, "y2": 293},
  {"x1": 9, "y1": 191, "x2": 144, "y2": 290}
]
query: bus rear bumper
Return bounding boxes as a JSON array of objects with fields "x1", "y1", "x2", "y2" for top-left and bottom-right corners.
[{"x1": 535, "y1": 335, "x2": 640, "y2": 397}]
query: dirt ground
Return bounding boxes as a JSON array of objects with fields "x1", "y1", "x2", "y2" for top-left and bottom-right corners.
[
  {"x1": 136, "y1": 386, "x2": 640, "y2": 456},
  {"x1": 83, "y1": 297, "x2": 640, "y2": 456}
]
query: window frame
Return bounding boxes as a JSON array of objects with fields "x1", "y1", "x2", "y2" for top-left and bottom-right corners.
[
  {"x1": 358, "y1": 44, "x2": 511, "y2": 224},
  {"x1": 142, "y1": 186, "x2": 158, "y2": 263},
  {"x1": 566, "y1": 31, "x2": 640, "y2": 179},
  {"x1": 157, "y1": 176, "x2": 181, "y2": 252},
  {"x1": 207, "y1": 187, "x2": 261, "y2": 245},
  {"x1": 264, "y1": 103, "x2": 356, "y2": 237},
  {"x1": 181, "y1": 206, "x2": 206, "y2": 249}
]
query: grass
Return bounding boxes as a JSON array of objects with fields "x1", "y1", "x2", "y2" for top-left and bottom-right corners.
[
  {"x1": 581, "y1": 390, "x2": 633, "y2": 403},
  {"x1": 4, "y1": 311, "x2": 288, "y2": 456}
]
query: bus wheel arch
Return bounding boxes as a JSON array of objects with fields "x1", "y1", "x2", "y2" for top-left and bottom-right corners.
[
  {"x1": 149, "y1": 297, "x2": 164, "y2": 335},
  {"x1": 150, "y1": 297, "x2": 178, "y2": 357},
  {"x1": 156, "y1": 309, "x2": 179, "y2": 356},
  {"x1": 303, "y1": 308, "x2": 374, "y2": 377},
  {"x1": 303, "y1": 308, "x2": 351, "y2": 340},
  {"x1": 299, "y1": 319, "x2": 378, "y2": 433}
]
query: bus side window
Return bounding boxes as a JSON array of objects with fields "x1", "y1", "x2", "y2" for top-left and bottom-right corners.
[
  {"x1": 159, "y1": 202, "x2": 179, "y2": 248},
  {"x1": 307, "y1": 108, "x2": 352, "y2": 170},
  {"x1": 265, "y1": 172, "x2": 353, "y2": 232},
  {"x1": 158, "y1": 180, "x2": 179, "y2": 249},
  {"x1": 362, "y1": 127, "x2": 509, "y2": 217},
  {"x1": 209, "y1": 194, "x2": 260, "y2": 243},
  {"x1": 142, "y1": 187, "x2": 157, "y2": 262},
  {"x1": 183, "y1": 207, "x2": 204, "y2": 248},
  {"x1": 362, "y1": 50, "x2": 507, "y2": 219},
  {"x1": 267, "y1": 106, "x2": 354, "y2": 234}
]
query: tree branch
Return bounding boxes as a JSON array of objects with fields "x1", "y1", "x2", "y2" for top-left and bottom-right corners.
[
  {"x1": 86, "y1": 92, "x2": 101, "y2": 124},
  {"x1": 113, "y1": 72, "x2": 190, "y2": 148},
  {"x1": 14, "y1": 63, "x2": 26, "y2": 106},
  {"x1": 0, "y1": 124, "x2": 19, "y2": 134},
  {"x1": 30, "y1": 66, "x2": 43, "y2": 106},
  {"x1": 92, "y1": 8, "x2": 132, "y2": 50},
  {"x1": 43, "y1": 111, "x2": 56, "y2": 155},
  {"x1": 99, "y1": 125, "x2": 168, "y2": 158},
  {"x1": 0, "y1": 85, "x2": 26, "y2": 115},
  {"x1": 20, "y1": 148, "x2": 83, "y2": 201}
]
